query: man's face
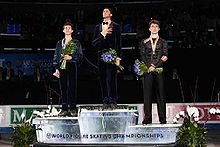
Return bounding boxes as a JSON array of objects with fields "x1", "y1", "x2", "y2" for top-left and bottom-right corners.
[
  {"x1": 102, "y1": 8, "x2": 112, "y2": 19},
  {"x1": 63, "y1": 25, "x2": 73, "y2": 35},
  {"x1": 149, "y1": 23, "x2": 160, "y2": 34}
]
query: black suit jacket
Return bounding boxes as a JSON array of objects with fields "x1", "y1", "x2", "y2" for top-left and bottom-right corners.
[
  {"x1": 92, "y1": 21, "x2": 121, "y2": 59},
  {"x1": 139, "y1": 37, "x2": 168, "y2": 68},
  {"x1": 53, "y1": 39, "x2": 83, "y2": 70}
]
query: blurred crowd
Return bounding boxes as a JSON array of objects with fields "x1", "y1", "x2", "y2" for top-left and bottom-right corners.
[
  {"x1": 0, "y1": 1, "x2": 220, "y2": 104},
  {"x1": 0, "y1": 1, "x2": 220, "y2": 49}
]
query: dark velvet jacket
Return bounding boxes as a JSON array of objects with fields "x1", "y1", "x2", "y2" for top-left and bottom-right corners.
[
  {"x1": 53, "y1": 39, "x2": 83, "y2": 69},
  {"x1": 139, "y1": 37, "x2": 168, "y2": 68},
  {"x1": 92, "y1": 21, "x2": 121, "y2": 58}
]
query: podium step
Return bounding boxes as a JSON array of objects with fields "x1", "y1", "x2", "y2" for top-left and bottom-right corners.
[
  {"x1": 33, "y1": 117, "x2": 81, "y2": 144},
  {"x1": 125, "y1": 124, "x2": 181, "y2": 144},
  {"x1": 32, "y1": 108, "x2": 181, "y2": 145}
]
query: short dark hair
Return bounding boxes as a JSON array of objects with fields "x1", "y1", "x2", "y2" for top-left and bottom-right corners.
[
  {"x1": 63, "y1": 22, "x2": 73, "y2": 29},
  {"x1": 149, "y1": 19, "x2": 160, "y2": 27},
  {"x1": 103, "y1": 7, "x2": 113, "y2": 14}
]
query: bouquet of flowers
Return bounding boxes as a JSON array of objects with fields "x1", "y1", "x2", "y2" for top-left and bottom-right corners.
[
  {"x1": 101, "y1": 48, "x2": 124, "y2": 71},
  {"x1": 133, "y1": 59, "x2": 163, "y2": 76},
  {"x1": 133, "y1": 59, "x2": 148, "y2": 76},
  {"x1": 174, "y1": 106, "x2": 207, "y2": 147},
  {"x1": 32, "y1": 105, "x2": 61, "y2": 117},
  {"x1": 60, "y1": 40, "x2": 77, "y2": 69},
  {"x1": 11, "y1": 112, "x2": 36, "y2": 147}
]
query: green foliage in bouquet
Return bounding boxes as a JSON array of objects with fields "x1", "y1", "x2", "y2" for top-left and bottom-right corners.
[
  {"x1": 101, "y1": 48, "x2": 124, "y2": 71},
  {"x1": 60, "y1": 40, "x2": 77, "y2": 69},
  {"x1": 175, "y1": 107, "x2": 207, "y2": 147},
  {"x1": 11, "y1": 113, "x2": 36, "y2": 147},
  {"x1": 133, "y1": 59, "x2": 163, "y2": 76}
]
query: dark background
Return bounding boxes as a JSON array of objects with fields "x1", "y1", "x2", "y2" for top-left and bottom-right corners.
[{"x1": 0, "y1": 0, "x2": 219, "y2": 105}]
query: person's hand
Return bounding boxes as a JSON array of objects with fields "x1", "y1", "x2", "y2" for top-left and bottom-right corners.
[
  {"x1": 143, "y1": 38, "x2": 150, "y2": 43},
  {"x1": 63, "y1": 55, "x2": 72, "y2": 60},
  {"x1": 53, "y1": 69, "x2": 60, "y2": 78},
  {"x1": 101, "y1": 27, "x2": 112, "y2": 37},
  {"x1": 115, "y1": 57, "x2": 121, "y2": 66},
  {"x1": 148, "y1": 64, "x2": 156, "y2": 72},
  {"x1": 161, "y1": 56, "x2": 168, "y2": 62}
]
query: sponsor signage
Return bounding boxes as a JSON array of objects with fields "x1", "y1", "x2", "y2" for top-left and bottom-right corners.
[{"x1": 0, "y1": 103, "x2": 219, "y2": 128}]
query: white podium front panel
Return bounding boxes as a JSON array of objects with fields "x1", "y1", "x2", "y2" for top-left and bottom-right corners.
[{"x1": 33, "y1": 117, "x2": 81, "y2": 144}]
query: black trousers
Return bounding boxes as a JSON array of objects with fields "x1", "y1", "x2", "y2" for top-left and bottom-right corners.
[
  {"x1": 142, "y1": 72, "x2": 166, "y2": 123},
  {"x1": 99, "y1": 60, "x2": 118, "y2": 105},
  {"x1": 59, "y1": 62, "x2": 77, "y2": 111}
]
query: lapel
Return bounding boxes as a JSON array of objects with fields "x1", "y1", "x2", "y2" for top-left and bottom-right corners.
[
  {"x1": 98, "y1": 21, "x2": 115, "y2": 31},
  {"x1": 98, "y1": 23, "x2": 102, "y2": 32}
]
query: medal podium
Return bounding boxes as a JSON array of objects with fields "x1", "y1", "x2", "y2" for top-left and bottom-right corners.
[{"x1": 33, "y1": 105, "x2": 181, "y2": 146}]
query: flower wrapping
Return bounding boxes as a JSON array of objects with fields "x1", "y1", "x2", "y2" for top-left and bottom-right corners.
[
  {"x1": 133, "y1": 59, "x2": 163, "y2": 76},
  {"x1": 60, "y1": 40, "x2": 77, "y2": 69},
  {"x1": 101, "y1": 48, "x2": 124, "y2": 71}
]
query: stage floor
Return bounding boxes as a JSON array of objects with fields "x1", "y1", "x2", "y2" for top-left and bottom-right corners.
[
  {"x1": 32, "y1": 143, "x2": 175, "y2": 147},
  {"x1": 0, "y1": 142, "x2": 220, "y2": 147},
  {"x1": 1, "y1": 130, "x2": 220, "y2": 147},
  {"x1": 0, "y1": 140, "x2": 219, "y2": 146}
]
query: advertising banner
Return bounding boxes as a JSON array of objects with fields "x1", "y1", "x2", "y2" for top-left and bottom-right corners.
[
  {"x1": 0, "y1": 103, "x2": 219, "y2": 130},
  {"x1": 0, "y1": 53, "x2": 53, "y2": 76}
]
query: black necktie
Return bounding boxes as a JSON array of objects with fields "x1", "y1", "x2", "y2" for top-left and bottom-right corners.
[{"x1": 102, "y1": 22, "x2": 108, "y2": 25}]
